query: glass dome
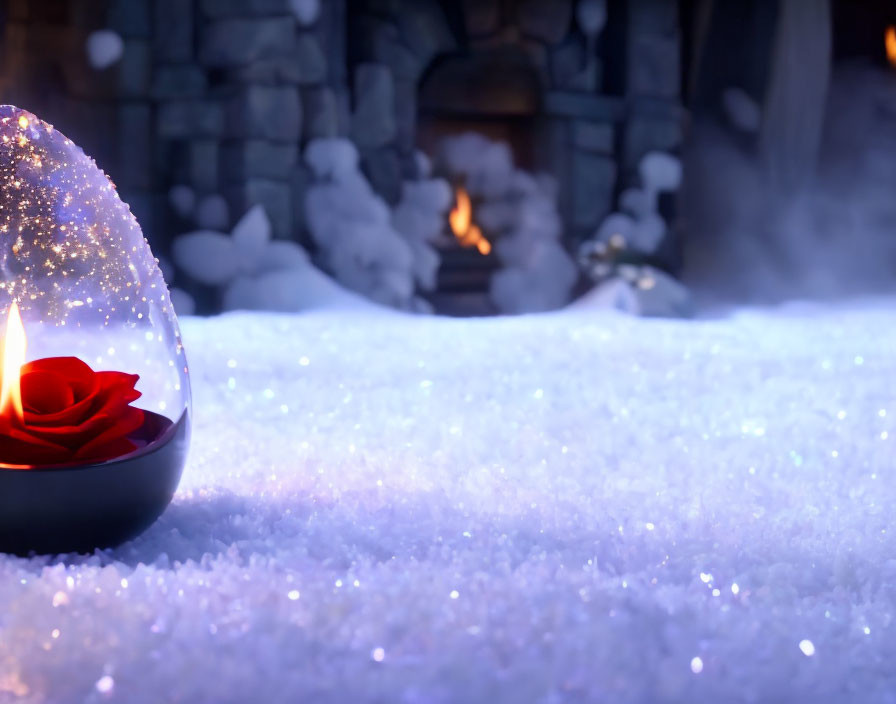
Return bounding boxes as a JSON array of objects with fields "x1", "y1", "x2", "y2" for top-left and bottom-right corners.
[{"x1": 0, "y1": 105, "x2": 189, "y2": 468}]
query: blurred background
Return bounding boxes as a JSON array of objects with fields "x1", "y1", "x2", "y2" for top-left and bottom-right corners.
[{"x1": 2, "y1": 0, "x2": 895, "y2": 316}]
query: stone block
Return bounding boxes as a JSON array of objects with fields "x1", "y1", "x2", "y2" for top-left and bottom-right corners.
[
  {"x1": 227, "y1": 85, "x2": 301, "y2": 140},
  {"x1": 291, "y1": 164, "x2": 310, "y2": 242},
  {"x1": 624, "y1": 116, "x2": 683, "y2": 173},
  {"x1": 314, "y1": 0, "x2": 347, "y2": 86},
  {"x1": 462, "y1": 0, "x2": 500, "y2": 36},
  {"x1": 289, "y1": 33, "x2": 327, "y2": 84},
  {"x1": 572, "y1": 121, "x2": 614, "y2": 154},
  {"x1": 360, "y1": 146, "x2": 401, "y2": 205},
  {"x1": 189, "y1": 139, "x2": 220, "y2": 193},
  {"x1": 108, "y1": 0, "x2": 151, "y2": 38},
  {"x1": 221, "y1": 140, "x2": 298, "y2": 181},
  {"x1": 571, "y1": 152, "x2": 616, "y2": 229},
  {"x1": 371, "y1": 31, "x2": 423, "y2": 82},
  {"x1": 629, "y1": 96, "x2": 684, "y2": 122},
  {"x1": 518, "y1": 0, "x2": 572, "y2": 44},
  {"x1": 397, "y1": 0, "x2": 455, "y2": 64},
  {"x1": 229, "y1": 33, "x2": 326, "y2": 84},
  {"x1": 200, "y1": 17, "x2": 295, "y2": 68},
  {"x1": 350, "y1": 63, "x2": 396, "y2": 149},
  {"x1": 69, "y1": 0, "x2": 106, "y2": 28},
  {"x1": 152, "y1": 66, "x2": 208, "y2": 99},
  {"x1": 116, "y1": 103, "x2": 152, "y2": 189},
  {"x1": 116, "y1": 40, "x2": 151, "y2": 97},
  {"x1": 301, "y1": 87, "x2": 338, "y2": 141},
  {"x1": 158, "y1": 100, "x2": 224, "y2": 138},
  {"x1": 154, "y1": 0, "x2": 193, "y2": 62},
  {"x1": 550, "y1": 35, "x2": 585, "y2": 88},
  {"x1": 628, "y1": 0, "x2": 679, "y2": 34},
  {"x1": 627, "y1": 33, "x2": 679, "y2": 98},
  {"x1": 544, "y1": 91, "x2": 623, "y2": 121},
  {"x1": 199, "y1": 0, "x2": 292, "y2": 16},
  {"x1": 227, "y1": 179, "x2": 293, "y2": 239},
  {"x1": 393, "y1": 79, "x2": 417, "y2": 156}
]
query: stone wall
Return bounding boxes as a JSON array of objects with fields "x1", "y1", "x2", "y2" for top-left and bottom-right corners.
[
  {"x1": 348, "y1": 0, "x2": 685, "y2": 259},
  {"x1": 0, "y1": 0, "x2": 348, "y2": 255},
  {"x1": 0, "y1": 0, "x2": 685, "y2": 276}
]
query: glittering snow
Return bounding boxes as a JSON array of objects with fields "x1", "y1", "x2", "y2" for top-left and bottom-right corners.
[{"x1": 2, "y1": 300, "x2": 896, "y2": 702}]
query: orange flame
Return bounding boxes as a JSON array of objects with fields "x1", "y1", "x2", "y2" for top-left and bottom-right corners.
[
  {"x1": 887, "y1": 26, "x2": 896, "y2": 68},
  {"x1": 0, "y1": 302, "x2": 25, "y2": 423},
  {"x1": 449, "y1": 187, "x2": 472, "y2": 237},
  {"x1": 449, "y1": 187, "x2": 491, "y2": 256}
]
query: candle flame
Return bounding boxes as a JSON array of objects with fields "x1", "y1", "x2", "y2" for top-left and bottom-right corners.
[
  {"x1": 887, "y1": 26, "x2": 896, "y2": 69},
  {"x1": 0, "y1": 302, "x2": 26, "y2": 423},
  {"x1": 449, "y1": 186, "x2": 491, "y2": 256}
]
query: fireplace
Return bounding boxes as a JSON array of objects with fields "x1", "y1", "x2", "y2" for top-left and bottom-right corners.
[
  {"x1": 417, "y1": 46, "x2": 542, "y2": 315},
  {"x1": 347, "y1": 0, "x2": 686, "y2": 314}
]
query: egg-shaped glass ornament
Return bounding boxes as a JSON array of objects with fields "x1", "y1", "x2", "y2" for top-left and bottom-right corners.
[{"x1": 0, "y1": 105, "x2": 190, "y2": 554}]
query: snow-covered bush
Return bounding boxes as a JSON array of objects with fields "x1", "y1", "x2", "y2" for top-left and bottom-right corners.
[
  {"x1": 578, "y1": 150, "x2": 691, "y2": 316},
  {"x1": 391, "y1": 176, "x2": 453, "y2": 309},
  {"x1": 304, "y1": 137, "x2": 450, "y2": 312},
  {"x1": 172, "y1": 204, "x2": 368, "y2": 312},
  {"x1": 435, "y1": 133, "x2": 577, "y2": 314}
]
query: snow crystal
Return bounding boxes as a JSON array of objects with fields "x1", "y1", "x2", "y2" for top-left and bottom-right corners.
[{"x1": 5, "y1": 301, "x2": 896, "y2": 701}]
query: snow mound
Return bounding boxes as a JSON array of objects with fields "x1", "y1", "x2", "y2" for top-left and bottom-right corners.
[
  {"x1": 173, "y1": 205, "x2": 366, "y2": 312},
  {"x1": 304, "y1": 138, "x2": 445, "y2": 311}
]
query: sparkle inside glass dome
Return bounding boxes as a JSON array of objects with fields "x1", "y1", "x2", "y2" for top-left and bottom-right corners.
[{"x1": 0, "y1": 105, "x2": 189, "y2": 465}]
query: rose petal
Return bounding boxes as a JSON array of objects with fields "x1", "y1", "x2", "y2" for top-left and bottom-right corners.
[
  {"x1": 21, "y1": 369, "x2": 75, "y2": 414},
  {"x1": 74, "y1": 436, "x2": 138, "y2": 464},
  {"x1": 22, "y1": 357, "x2": 96, "y2": 401},
  {"x1": 74, "y1": 408, "x2": 144, "y2": 460},
  {"x1": 21, "y1": 414, "x2": 118, "y2": 450},
  {"x1": 23, "y1": 369, "x2": 138, "y2": 428},
  {"x1": 0, "y1": 421, "x2": 74, "y2": 465}
]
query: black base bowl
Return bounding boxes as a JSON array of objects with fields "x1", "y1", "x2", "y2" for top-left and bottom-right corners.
[{"x1": 0, "y1": 409, "x2": 190, "y2": 555}]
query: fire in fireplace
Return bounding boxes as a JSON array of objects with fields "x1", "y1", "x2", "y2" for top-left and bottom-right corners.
[{"x1": 448, "y1": 187, "x2": 491, "y2": 256}]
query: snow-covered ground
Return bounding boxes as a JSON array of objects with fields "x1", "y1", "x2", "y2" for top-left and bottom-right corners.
[{"x1": 2, "y1": 301, "x2": 895, "y2": 702}]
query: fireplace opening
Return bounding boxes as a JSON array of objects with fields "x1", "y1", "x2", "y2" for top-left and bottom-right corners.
[
  {"x1": 416, "y1": 48, "x2": 542, "y2": 171},
  {"x1": 417, "y1": 47, "x2": 546, "y2": 316}
]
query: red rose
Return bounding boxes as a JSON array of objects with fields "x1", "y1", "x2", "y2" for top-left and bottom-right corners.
[{"x1": 0, "y1": 356, "x2": 144, "y2": 467}]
